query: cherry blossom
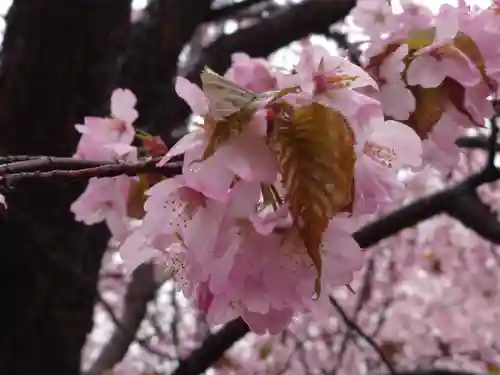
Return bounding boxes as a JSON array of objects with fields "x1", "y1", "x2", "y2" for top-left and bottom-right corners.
[
  {"x1": 70, "y1": 3, "x2": 500, "y2": 372},
  {"x1": 74, "y1": 88, "x2": 138, "y2": 161},
  {"x1": 350, "y1": 0, "x2": 395, "y2": 39},
  {"x1": 71, "y1": 89, "x2": 139, "y2": 243},
  {"x1": 71, "y1": 175, "x2": 133, "y2": 243},
  {"x1": 364, "y1": 1, "x2": 498, "y2": 171},
  {"x1": 105, "y1": 41, "x2": 427, "y2": 335}
]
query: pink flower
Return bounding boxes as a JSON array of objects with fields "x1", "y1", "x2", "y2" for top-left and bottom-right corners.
[
  {"x1": 350, "y1": 0, "x2": 395, "y2": 38},
  {"x1": 197, "y1": 200, "x2": 365, "y2": 334},
  {"x1": 74, "y1": 117, "x2": 137, "y2": 161},
  {"x1": 392, "y1": 0, "x2": 433, "y2": 37},
  {"x1": 420, "y1": 107, "x2": 464, "y2": 172},
  {"x1": 71, "y1": 176, "x2": 131, "y2": 243},
  {"x1": 224, "y1": 53, "x2": 277, "y2": 92},
  {"x1": 159, "y1": 77, "x2": 278, "y2": 200},
  {"x1": 281, "y1": 45, "x2": 378, "y2": 117},
  {"x1": 110, "y1": 88, "x2": 138, "y2": 125},
  {"x1": 378, "y1": 44, "x2": 416, "y2": 121},
  {"x1": 406, "y1": 45, "x2": 481, "y2": 90},
  {"x1": 353, "y1": 156, "x2": 405, "y2": 215},
  {"x1": 353, "y1": 116, "x2": 422, "y2": 214},
  {"x1": 74, "y1": 88, "x2": 138, "y2": 161}
]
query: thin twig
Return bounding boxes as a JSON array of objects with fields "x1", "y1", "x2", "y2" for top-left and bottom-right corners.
[
  {"x1": 333, "y1": 257, "x2": 375, "y2": 371},
  {"x1": 1, "y1": 158, "x2": 182, "y2": 184},
  {"x1": 329, "y1": 296, "x2": 396, "y2": 375},
  {"x1": 0, "y1": 155, "x2": 46, "y2": 163},
  {"x1": 0, "y1": 157, "x2": 111, "y2": 174}
]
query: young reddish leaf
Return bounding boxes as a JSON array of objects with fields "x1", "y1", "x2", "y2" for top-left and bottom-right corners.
[
  {"x1": 203, "y1": 107, "x2": 255, "y2": 159},
  {"x1": 143, "y1": 136, "x2": 168, "y2": 157},
  {"x1": 486, "y1": 363, "x2": 500, "y2": 374},
  {"x1": 259, "y1": 341, "x2": 273, "y2": 360},
  {"x1": 200, "y1": 67, "x2": 295, "y2": 159},
  {"x1": 126, "y1": 174, "x2": 149, "y2": 219},
  {"x1": 453, "y1": 32, "x2": 487, "y2": 78},
  {"x1": 271, "y1": 103, "x2": 356, "y2": 297},
  {"x1": 407, "y1": 85, "x2": 447, "y2": 139},
  {"x1": 444, "y1": 78, "x2": 480, "y2": 126}
]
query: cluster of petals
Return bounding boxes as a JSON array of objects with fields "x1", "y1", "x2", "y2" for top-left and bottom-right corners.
[
  {"x1": 118, "y1": 47, "x2": 422, "y2": 334},
  {"x1": 71, "y1": 89, "x2": 139, "y2": 243},
  {"x1": 357, "y1": 0, "x2": 499, "y2": 171},
  {"x1": 68, "y1": 1, "x2": 500, "y2": 335}
]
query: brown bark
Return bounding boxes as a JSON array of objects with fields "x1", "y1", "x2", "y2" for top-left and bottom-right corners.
[
  {"x1": 0, "y1": 1, "x2": 131, "y2": 374},
  {"x1": 118, "y1": 0, "x2": 215, "y2": 143}
]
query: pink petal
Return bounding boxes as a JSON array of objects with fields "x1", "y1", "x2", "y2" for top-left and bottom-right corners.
[
  {"x1": 406, "y1": 55, "x2": 445, "y2": 88},
  {"x1": 175, "y1": 77, "x2": 209, "y2": 115},
  {"x1": 369, "y1": 120, "x2": 423, "y2": 168},
  {"x1": 217, "y1": 132, "x2": 278, "y2": 184},
  {"x1": 111, "y1": 88, "x2": 139, "y2": 124},
  {"x1": 157, "y1": 130, "x2": 206, "y2": 166}
]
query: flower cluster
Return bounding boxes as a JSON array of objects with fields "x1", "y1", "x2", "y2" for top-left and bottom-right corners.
[
  {"x1": 119, "y1": 45, "x2": 421, "y2": 334},
  {"x1": 70, "y1": 0, "x2": 500, "y2": 335},
  {"x1": 70, "y1": 89, "x2": 140, "y2": 243},
  {"x1": 357, "y1": 0, "x2": 500, "y2": 170}
]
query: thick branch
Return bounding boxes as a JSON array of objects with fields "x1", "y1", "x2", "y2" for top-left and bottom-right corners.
[
  {"x1": 189, "y1": 0, "x2": 356, "y2": 77},
  {"x1": 84, "y1": 264, "x2": 159, "y2": 375},
  {"x1": 446, "y1": 184, "x2": 500, "y2": 245},
  {"x1": 455, "y1": 134, "x2": 499, "y2": 150},
  {"x1": 172, "y1": 318, "x2": 250, "y2": 375}
]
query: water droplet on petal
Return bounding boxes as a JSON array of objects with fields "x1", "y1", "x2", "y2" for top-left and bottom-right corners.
[{"x1": 188, "y1": 161, "x2": 202, "y2": 173}]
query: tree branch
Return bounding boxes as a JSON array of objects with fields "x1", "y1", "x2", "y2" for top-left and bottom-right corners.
[
  {"x1": 455, "y1": 134, "x2": 500, "y2": 151},
  {"x1": 188, "y1": 0, "x2": 356, "y2": 78},
  {"x1": 205, "y1": 0, "x2": 269, "y2": 22},
  {"x1": 0, "y1": 157, "x2": 182, "y2": 186},
  {"x1": 171, "y1": 318, "x2": 250, "y2": 375},
  {"x1": 84, "y1": 264, "x2": 163, "y2": 375},
  {"x1": 328, "y1": 295, "x2": 396, "y2": 375}
]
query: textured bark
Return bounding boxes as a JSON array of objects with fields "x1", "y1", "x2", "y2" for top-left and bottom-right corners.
[{"x1": 0, "y1": 1, "x2": 131, "y2": 374}]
